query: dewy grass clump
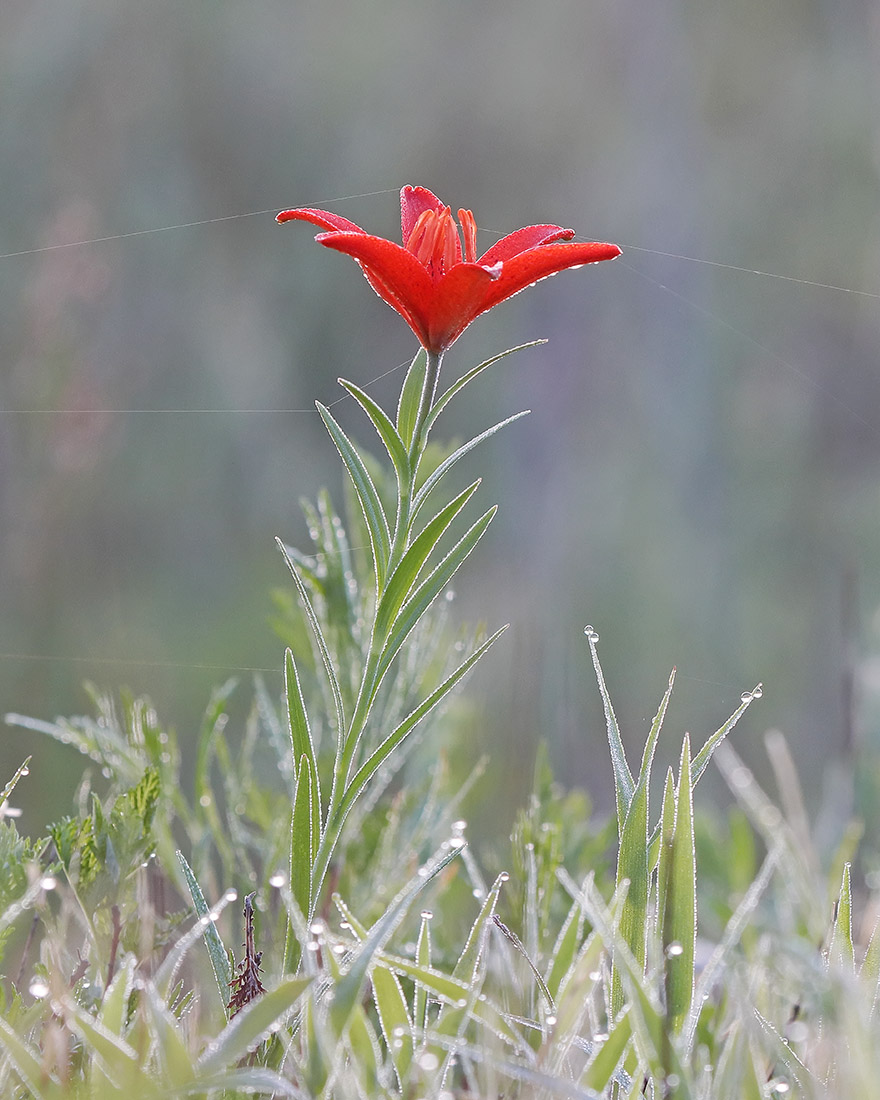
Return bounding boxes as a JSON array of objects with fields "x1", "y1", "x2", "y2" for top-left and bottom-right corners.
[{"x1": 1, "y1": 186, "x2": 879, "y2": 1098}]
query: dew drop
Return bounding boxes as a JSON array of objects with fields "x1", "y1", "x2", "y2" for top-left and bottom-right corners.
[
  {"x1": 498, "y1": 871, "x2": 510, "y2": 882},
  {"x1": 418, "y1": 1051, "x2": 440, "y2": 1071},
  {"x1": 666, "y1": 941, "x2": 685, "y2": 958},
  {"x1": 199, "y1": 794, "x2": 212, "y2": 807},
  {"x1": 332, "y1": 943, "x2": 346, "y2": 955},
  {"x1": 545, "y1": 1014, "x2": 557, "y2": 1027},
  {"x1": 269, "y1": 872, "x2": 286, "y2": 888},
  {"x1": 472, "y1": 888, "x2": 484, "y2": 899},
  {"x1": 583, "y1": 626, "x2": 599, "y2": 643},
  {"x1": 39, "y1": 875, "x2": 57, "y2": 891},
  {"x1": 448, "y1": 836, "x2": 466, "y2": 849},
  {"x1": 451, "y1": 819, "x2": 467, "y2": 833},
  {"x1": 20, "y1": 766, "x2": 29, "y2": 776},
  {"x1": 306, "y1": 941, "x2": 320, "y2": 953},
  {"x1": 29, "y1": 980, "x2": 49, "y2": 999},
  {"x1": 751, "y1": 683, "x2": 764, "y2": 699},
  {"x1": 593, "y1": 1031, "x2": 609, "y2": 1043},
  {"x1": 224, "y1": 888, "x2": 238, "y2": 902},
  {"x1": 741, "y1": 691, "x2": 753, "y2": 704},
  {"x1": 420, "y1": 909, "x2": 433, "y2": 921},
  {"x1": 339, "y1": 920, "x2": 351, "y2": 931}
]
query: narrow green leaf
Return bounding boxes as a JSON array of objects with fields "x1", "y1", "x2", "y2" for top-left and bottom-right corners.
[
  {"x1": 290, "y1": 755, "x2": 313, "y2": 923},
  {"x1": 411, "y1": 411, "x2": 529, "y2": 519},
  {"x1": 374, "y1": 507, "x2": 497, "y2": 688},
  {"x1": 0, "y1": 757, "x2": 31, "y2": 809},
  {"x1": 396, "y1": 348, "x2": 427, "y2": 450},
  {"x1": 316, "y1": 401, "x2": 390, "y2": 586},
  {"x1": 414, "y1": 908, "x2": 432, "y2": 1036},
  {"x1": 63, "y1": 992, "x2": 148, "y2": 1095},
  {"x1": 828, "y1": 862, "x2": 854, "y2": 972},
  {"x1": 374, "y1": 480, "x2": 481, "y2": 644},
  {"x1": 425, "y1": 341, "x2": 546, "y2": 433},
  {"x1": 97, "y1": 954, "x2": 136, "y2": 1036},
  {"x1": 142, "y1": 981, "x2": 195, "y2": 1089},
  {"x1": 176, "y1": 850, "x2": 232, "y2": 1012},
  {"x1": 328, "y1": 846, "x2": 460, "y2": 1036},
  {"x1": 545, "y1": 894, "x2": 585, "y2": 1002},
  {"x1": 337, "y1": 625, "x2": 508, "y2": 825},
  {"x1": 0, "y1": 1012, "x2": 61, "y2": 1099},
  {"x1": 655, "y1": 768, "x2": 675, "y2": 936},
  {"x1": 285, "y1": 649, "x2": 321, "y2": 853},
  {"x1": 612, "y1": 778, "x2": 648, "y2": 1017},
  {"x1": 346, "y1": 1004, "x2": 383, "y2": 1095},
  {"x1": 581, "y1": 1009, "x2": 632, "y2": 1092},
  {"x1": 664, "y1": 736, "x2": 696, "y2": 1034},
  {"x1": 339, "y1": 378, "x2": 410, "y2": 491},
  {"x1": 197, "y1": 977, "x2": 312, "y2": 1076},
  {"x1": 277, "y1": 539, "x2": 346, "y2": 759},
  {"x1": 691, "y1": 685, "x2": 762, "y2": 786},
  {"x1": 371, "y1": 964, "x2": 414, "y2": 1086},
  {"x1": 382, "y1": 953, "x2": 524, "y2": 1048},
  {"x1": 585, "y1": 630, "x2": 634, "y2": 831}
]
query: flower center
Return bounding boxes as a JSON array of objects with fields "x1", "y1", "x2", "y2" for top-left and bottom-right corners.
[{"x1": 405, "y1": 206, "x2": 478, "y2": 279}]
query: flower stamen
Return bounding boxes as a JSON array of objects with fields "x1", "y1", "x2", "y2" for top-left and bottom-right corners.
[
  {"x1": 406, "y1": 207, "x2": 461, "y2": 280},
  {"x1": 459, "y1": 209, "x2": 478, "y2": 264}
]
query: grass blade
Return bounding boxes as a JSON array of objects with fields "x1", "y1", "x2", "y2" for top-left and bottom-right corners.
[
  {"x1": 317, "y1": 401, "x2": 390, "y2": 586},
  {"x1": 339, "y1": 377, "x2": 411, "y2": 492},
  {"x1": 176, "y1": 850, "x2": 232, "y2": 1013},
  {"x1": 285, "y1": 648, "x2": 321, "y2": 854}
]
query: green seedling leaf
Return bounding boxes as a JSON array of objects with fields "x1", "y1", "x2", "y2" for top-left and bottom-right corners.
[
  {"x1": 285, "y1": 649, "x2": 321, "y2": 855},
  {"x1": 0, "y1": 757, "x2": 31, "y2": 810},
  {"x1": 317, "y1": 401, "x2": 391, "y2": 586},
  {"x1": 290, "y1": 755, "x2": 313, "y2": 927},
  {"x1": 411, "y1": 411, "x2": 529, "y2": 518},
  {"x1": 97, "y1": 954, "x2": 136, "y2": 1036},
  {"x1": 346, "y1": 1004, "x2": 383, "y2": 1095},
  {"x1": 142, "y1": 981, "x2": 195, "y2": 1089},
  {"x1": 373, "y1": 480, "x2": 481, "y2": 645},
  {"x1": 828, "y1": 862, "x2": 854, "y2": 972},
  {"x1": 396, "y1": 348, "x2": 427, "y2": 450},
  {"x1": 197, "y1": 977, "x2": 312, "y2": 1077},
  {"x1": 176, "y1": 850, "x2": 232, "y2": 1012},
  {"x1": 663, "y1": 736, "x2": 696, "y2": 1034},
  {"x1": 612, "y1": 776, "x2": 648, "y2": 1018},
  {"x1": 328, "y1": 845, "x2": 460, "y2": 1037},
  {"x1": 545, "y1": 894, "x2": 585, "y2": 1003},
  {"x1": 414, "y1": 908, "x2": 432, "y2": 1035},
  {"x1": 691, "y1": 684, "x2": 762, "y2": 786},
  {"x1": 585, "y1": 629, "x2": 634, "y2": 831},
  {"x1": 371, "y1": 964, "x2": 414, "y2": 1087},
  {"x1": 339, "y1": 378, "x2": 410, "y2": 493},
  {"x1": 0, "y1": 1012, "x2": 61, "y2": 1100},
  {"x1": 425, "y1": 340, "x2": 546, "y2": 433},
  {"x1": 581, "y1": 1009, "x2": 632, "y2": 1093},
  {"x1": 61, "y1": 992, "x2": 149, "y2": 1096},
  {"x1": 655, "y1": 768, "x2": 675, "y2": 937}
]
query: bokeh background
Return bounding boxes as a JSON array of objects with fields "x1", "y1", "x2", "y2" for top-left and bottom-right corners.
[{"x1": 3, "y1": 0, "x2": 880, "y2": 839}]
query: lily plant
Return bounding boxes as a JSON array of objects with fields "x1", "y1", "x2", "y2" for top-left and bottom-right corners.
[{"x1": 275, "y1": 186, "x2": 620, "y2": 947}]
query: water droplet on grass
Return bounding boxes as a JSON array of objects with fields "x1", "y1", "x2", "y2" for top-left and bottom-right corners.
[
  {"x1": 666, "y1": 941, "x2": 685, "y2": 957},
  {"x1": 583, "y1": 626, "x2": 599, "y2": 643},
  {"x1": 269, "y1": 872, "x2": 286, "y2": 888},
  {"x1": 29, "y1": 980, "x2": 49, "y2": 999}
]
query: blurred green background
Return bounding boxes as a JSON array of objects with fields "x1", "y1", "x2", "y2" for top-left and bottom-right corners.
[{"x1": 3, "y1": 0, "x2": 880, "y2": 836}]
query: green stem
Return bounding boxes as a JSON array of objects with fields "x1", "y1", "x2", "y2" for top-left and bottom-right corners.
[{"x1": 407, "y1": 349, "x2": 443, "y2": 472}]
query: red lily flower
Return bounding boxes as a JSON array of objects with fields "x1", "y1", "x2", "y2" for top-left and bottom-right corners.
[{"x1": 277, "y1": 186, "x2": 621, "y2": 353}]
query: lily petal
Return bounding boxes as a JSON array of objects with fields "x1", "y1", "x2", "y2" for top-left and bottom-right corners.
[
  {"x1": 473, "y1": 240, "x2": 622, "y2": 318},
  {"x1": 478, "y1": 225, "x2": 576, "y2": 266},
  {"x1": 400, "y1": 185, "x2": 446, "y2": 245},
  {"x1": 276, "y1": 208, "x2": 366, "y2": 234}
]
